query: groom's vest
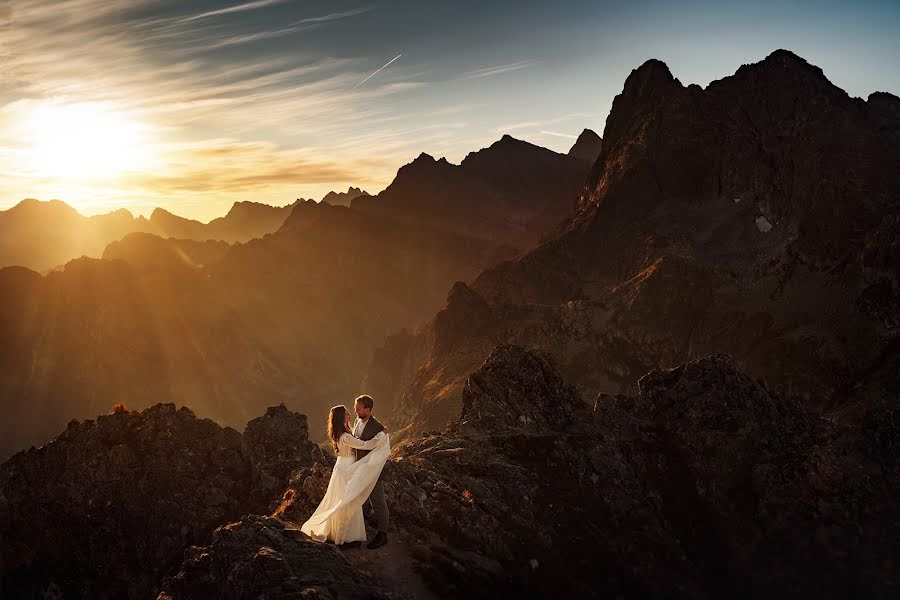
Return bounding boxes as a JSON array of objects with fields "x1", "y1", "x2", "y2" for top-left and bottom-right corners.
[{"x1": 354, "y1": 416, "x2": 385, "y2": 460}]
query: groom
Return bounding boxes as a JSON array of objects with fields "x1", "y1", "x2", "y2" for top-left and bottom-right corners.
[{"x1": 352, "y1": 394, "x2": 389, "y2": 549}]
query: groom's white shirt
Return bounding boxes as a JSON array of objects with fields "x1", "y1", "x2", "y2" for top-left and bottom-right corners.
[{"x1": 353, "y1": 416, "x2": 368, "y2": 438}]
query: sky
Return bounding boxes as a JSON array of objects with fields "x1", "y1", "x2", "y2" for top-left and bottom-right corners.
[{"x1": 1, "y1": 0, "x2": 898, "y2": 221}]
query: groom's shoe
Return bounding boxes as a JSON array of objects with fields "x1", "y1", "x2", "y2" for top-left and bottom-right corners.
[{"x1": 366, "y1": 530, "x2": 388, "y2": 549}]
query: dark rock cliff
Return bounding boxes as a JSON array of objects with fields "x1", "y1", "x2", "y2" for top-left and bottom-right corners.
[
  {"x1": 0, "y1": 402, "x2": 322, "y2": 598},
  {"x1": 374, "y1": 50, "x2": 900, "y2": 442}
]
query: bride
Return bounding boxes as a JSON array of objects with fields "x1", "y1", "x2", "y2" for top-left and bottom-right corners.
[{"x1": 300, "y1": 404, "x2": 390, "y2": 545}]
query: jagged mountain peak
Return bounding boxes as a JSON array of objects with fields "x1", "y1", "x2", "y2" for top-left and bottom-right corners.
[
  {"x1": 464, "y1": 133, "x2": 556, "y2": 162},
  {"x1": 413, "y1": 151, "x2": 437, "y2": 163},
  {"x1": 320, "y1": 186, "x2": 369, "y2": 207},
  {"x1": 568, "y1": 128, "x2": 603, "y2": 162},
  {"x1": 756, "y1": 47, "x2": 829, "y2": 78},
  {"x1": 149, "y1": 206, "x2": 178, "y2": 219},
  {"x1": 390, "y1": 151, "x2": 455, "y2": 179},
  {"x1": 622, "y1": 58, "x2": 681, "y2": 96}
]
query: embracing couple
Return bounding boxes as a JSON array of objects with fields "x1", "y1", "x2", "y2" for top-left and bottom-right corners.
[{"x1": 301, "y1": 394, "x2": 391, "y2": 549}]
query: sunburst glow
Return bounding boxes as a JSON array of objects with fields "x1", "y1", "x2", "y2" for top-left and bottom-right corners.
[{"x1": 21, "y1": 101, "x2": 151, "y2": 180}]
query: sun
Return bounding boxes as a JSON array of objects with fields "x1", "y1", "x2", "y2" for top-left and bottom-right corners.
[{"x1": 22, "y1": 101, "x2": 151, "y2": 179}]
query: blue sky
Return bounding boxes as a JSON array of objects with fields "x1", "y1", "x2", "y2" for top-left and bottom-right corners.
[{"x1": 1, "y1": 0, "x2": 897, "y2": 219}]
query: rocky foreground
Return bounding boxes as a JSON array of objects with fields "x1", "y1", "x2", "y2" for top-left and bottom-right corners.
[{"x1": 2, "y1": 345, "x2": 896, "y2": 599}]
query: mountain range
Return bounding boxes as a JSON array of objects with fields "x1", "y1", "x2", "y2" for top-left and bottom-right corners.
[
  {"x1": 0, "y1": 49, "x2": 897, "y2": 598},
  {"x1": 350, "y1": 132, "x2": 599, "y2": 250},
  {"x1": 0, "y1": 188, "x2": 370, "y2": 273},
  {"x1": 369, "y1": 49, "x2": 900, "y2": 445},
  {"x1": 0, "y1": 135, "x2": 594, "y2": 461}
]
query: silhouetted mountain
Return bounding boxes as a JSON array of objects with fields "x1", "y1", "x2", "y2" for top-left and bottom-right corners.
[
  {"x1": 0, "y1": 199, "x2": 154, "y2": 272},
  {"x1": 5, "y1": 347, "x2": 894, "y2": 597},
  {"x1": 350, "y1": 135, "x2": 592, "y2": 250},
  {"x1": 320, "y1": 186, "x2": 369, "y2": 206},
  {"x1": 567, "y1": 128, "x2": 603, "y2": 162},
  {"x1": 0, "y1": 198, "x2": 303, "y2": 272},
  {"x1": 103, "y1": 232, "x2": 231, "y2": 270},
  {"x1": 149, "y1": 200, "x2": 297, "y2": 243},
  {"x1": 365, "y1": 50, "x2": 899, "y2": 443}
]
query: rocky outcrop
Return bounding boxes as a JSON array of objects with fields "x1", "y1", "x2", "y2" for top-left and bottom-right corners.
[
  {"x1": 156, "y1": 515, "x2": 397, "y2": 600},
  {"x1": 287, "y1": 345, "x2": 899, "y2": 598},
  {"x1": 3, "y1": 347, "x2": 894, "y2": 598},
  {"x1": 0, "y1": 402, "x2": 318, "y2": 598},
  {"x1": 242, "y1": 405, "x2": 329, "y2": 513}
]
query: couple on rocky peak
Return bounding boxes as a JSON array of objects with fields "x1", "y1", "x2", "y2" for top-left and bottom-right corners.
[{"x1": 300, "y1": 394, "x2": 391, "y2": 550}]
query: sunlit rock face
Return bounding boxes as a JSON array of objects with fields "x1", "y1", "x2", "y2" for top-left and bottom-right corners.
[
  {"x1": 372, "y1": 50, "x2": 900, "y2": 444},
  {"x1": 0, "y1": 402, "x2": 322, "y2": 599}
]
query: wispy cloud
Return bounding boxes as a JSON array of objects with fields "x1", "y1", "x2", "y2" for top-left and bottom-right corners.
[
  {"x1": 540, "y1": 130, "x2": 577, "y2": 139},
  {"x1": 0, "y1": 1, "x2": 596, "y2": 220},
  {"x1": 0, "y1": 1, "x2": 439, "y2": 219},
  {"x1": 182, "y1": 8, "x2": 375, "y2": 50},
  {"x1": 495, "y1": 112, "x2": 600, "y2": 135},
  {"x1": 179, "y1": 0, "x2": 297, "y2": 23},
  {"x1": 461, "y1": 59, "x2": 539, "y2": 80}
]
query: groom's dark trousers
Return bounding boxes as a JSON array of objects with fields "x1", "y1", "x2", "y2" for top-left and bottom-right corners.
[{"x1": 354, "y1": 416, "x2": 390, "y2": 532}]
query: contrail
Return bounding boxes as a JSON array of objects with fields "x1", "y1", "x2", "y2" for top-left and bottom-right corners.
[{"x1": 352, "y1": 54, "x2": 402, "y2": 89}]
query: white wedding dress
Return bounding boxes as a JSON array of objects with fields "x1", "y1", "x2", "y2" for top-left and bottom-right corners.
[{"x1": 300, "y1": 430, "x2": 390, "y2": 544}]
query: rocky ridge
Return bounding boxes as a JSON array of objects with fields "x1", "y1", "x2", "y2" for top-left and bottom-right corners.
[{"x1": 2, "y1": 345, "x2": 895, "y2": 598}]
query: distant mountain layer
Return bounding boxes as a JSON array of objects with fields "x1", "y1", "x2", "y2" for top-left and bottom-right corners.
[
  {"x1": 0, "y1": 198, "x2": 301, "y2": 272},
  {"x1": 350, "y1": 134, "x2": 594, "y2": 250},
  {"x1": 0, "y1": 199, "x2": 152, "y2": 272},
  {"x1": 366, "y1": 50, "x2": 900, "y2": 445},
  {"x1": 320, "y1": 186, "x2": 369, "y2": 206},
  {"x1": 148, "y1": 200, "x2": 299, "y2": 243}
]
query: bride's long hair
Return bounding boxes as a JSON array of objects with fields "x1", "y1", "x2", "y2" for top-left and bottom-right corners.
[{"x1": 327, "y1": 405, "x2": 348, "y2": 456}]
